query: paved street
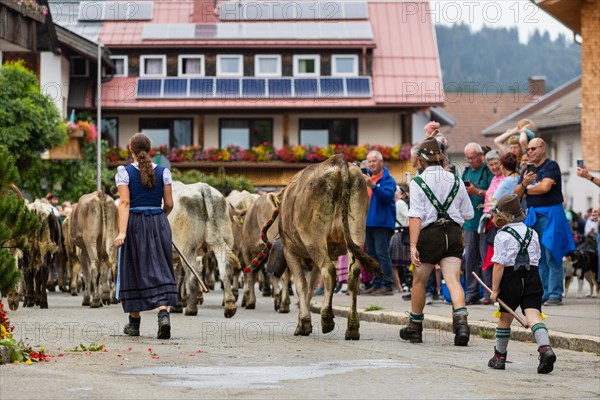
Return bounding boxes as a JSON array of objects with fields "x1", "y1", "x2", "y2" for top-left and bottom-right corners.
[{"x1": 1, "y1": 289, "x2": 599, "y2": 399}]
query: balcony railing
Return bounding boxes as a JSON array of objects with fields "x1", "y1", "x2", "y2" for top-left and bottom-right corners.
[{"x1": 136, "y1": 76, "x2": 372, "y2": 99}]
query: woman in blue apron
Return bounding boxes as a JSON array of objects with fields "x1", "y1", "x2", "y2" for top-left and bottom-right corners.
[{"x1": 114, "y1": 133, "x2": 178, "y2": 339}]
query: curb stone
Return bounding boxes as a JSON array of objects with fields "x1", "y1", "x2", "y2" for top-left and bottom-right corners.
[{"x1": 310, "y1": 303, "x2": 600, "y2": 353}]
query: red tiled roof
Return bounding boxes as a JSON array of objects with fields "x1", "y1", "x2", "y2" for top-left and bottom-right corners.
[
  {"x1": 369, "y1": 1, "x2": 443, "y2": 106},
  {"x1": 101, "y1": 77, "x2": 376, "y2": 110},
  {"x1": 482, "y1": 77, "x2": 582, "y2": 136},
  {"x1": 439, "y1": 93, "x2": 526, "y2": 155}
]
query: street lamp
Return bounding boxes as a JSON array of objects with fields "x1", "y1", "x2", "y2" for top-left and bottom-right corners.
[{"x1": 97, "y1": 41, "x2": 103, "y2": 191}]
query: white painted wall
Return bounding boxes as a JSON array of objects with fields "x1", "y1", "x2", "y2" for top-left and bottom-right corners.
[
  {"x1": 553, "y1": 131, "x2": 600, "y2": 214},
  {"x1": 412, "y1": 112, "x2": 429, "y2": 143},
  {"x1": 40, "y1": 52, "x2": 69, "y2": 119}
]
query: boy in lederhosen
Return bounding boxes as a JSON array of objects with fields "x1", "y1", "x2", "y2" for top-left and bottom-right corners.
[
  {"x1": 400, "y1": 133, "x2": 474, "y2": 345},
  {"x1": 488, "y1": 194, "x2": 557, "y2": 374}
]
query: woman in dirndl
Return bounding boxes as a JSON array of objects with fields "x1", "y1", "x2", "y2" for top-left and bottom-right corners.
[{"x1": 114, "y1": 132, "x2": 178, "y2": 339}]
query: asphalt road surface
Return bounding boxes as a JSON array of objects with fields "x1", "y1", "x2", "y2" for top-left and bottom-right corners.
[{"x1": 1, "y1": 290, "x2": 599, "y2": 399}]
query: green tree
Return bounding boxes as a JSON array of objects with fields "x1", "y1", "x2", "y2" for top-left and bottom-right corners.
[
  {"x1": 0, "y1": 61, "x2": 66, "y2": 172},
  {"x1": 0, "y1": 61, "x2": 113, "y2": 201},
  {"x1": 0, "y1": 146, "x2": 40, "y2": 296}
]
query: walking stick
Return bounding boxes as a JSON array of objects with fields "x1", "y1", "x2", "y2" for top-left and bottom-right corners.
[
  {"x1": 172, "y1": 241, "x2": 209, "y2": 293},
  {"x1": 471, "y1": 272, "x2": 529, "y2": 328}
]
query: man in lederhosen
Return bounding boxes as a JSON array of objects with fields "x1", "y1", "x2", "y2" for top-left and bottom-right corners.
[{"x1": 400, "y1": 133, "x2": 475, "y2": 346}]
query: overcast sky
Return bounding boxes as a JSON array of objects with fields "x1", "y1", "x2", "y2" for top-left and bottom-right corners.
[{"x1": 429, "y1": 0, "x2": 575, "y2": 43}]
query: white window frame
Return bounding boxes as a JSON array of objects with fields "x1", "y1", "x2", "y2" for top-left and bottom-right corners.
[
  {"x1": 70, "y1": 56, "x2": 89, "y2": 77},
  {"x1": 140, "y1": 55, "x2": 167, "y2": 77},
  {"x1": 332, "y1": 55, "x2": 359, "y2": 77},
  {"x1": 178, "y1": 55, "x2": 205, "y2": 77},
  {"x1": 254, "y1": 55, "x2": 282, "y2": 77},
  {"x1": 217, "y1": 55, "x2": 244, "y2": 76},
  {"x1": 293, "y1": 55, "x2": 320, "y2": 77},
  {"x1": 109, "y1": 55, "x2": 128, "y2": 77}
]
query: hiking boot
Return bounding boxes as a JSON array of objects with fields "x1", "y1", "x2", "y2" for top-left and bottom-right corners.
[
  {"x1": 123, "y1": 315, "x2": 140, "y2": 336},
  {"x1": 157, "y1": 310, "x2": 171, "y2": 339},
  {"x1": 399, "y1": 320, "x2": 423, "y2": 343},
  {"x1": 537, "y1": 347, "x2": 556, "y2": 374},
  {"x1": 453, "y1": 313, "x2": 470, "y2": 346},
  {"x1": 488, "y1": 347, "x2": 507, "y2": 370}
]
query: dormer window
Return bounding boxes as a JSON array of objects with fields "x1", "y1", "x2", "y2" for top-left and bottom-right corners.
[
  {"x1": 140, "y1": 55, "x2": 166, "y2": 77},
  {"x1": 178, "y1": 55, "x2": 205, "y2": 77},
  {"x1": 332, "y1": 55, "x2": 359, "y2": 76},
  {"x1": 70, "y1": 56, "x2": 89, "y2": 77},
  {"x1": 293, "y1": 55, "x2": 320, "y2": 77},
  {"x1": 217, "y1": 55, "x2": 243, "y2": 76},
  {"x1": 255, "y1": 55, "x2": 281, "y2": 77}
]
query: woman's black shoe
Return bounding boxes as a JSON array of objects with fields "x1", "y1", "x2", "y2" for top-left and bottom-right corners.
[
  {"x1": 157, "y1": 311, "x2": 171, "y2": 339},
  {"x1": 123, "y1": 315, "x2": 140, "y2": 336}
]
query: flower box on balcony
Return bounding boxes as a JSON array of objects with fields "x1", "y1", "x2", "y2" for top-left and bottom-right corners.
[
  {"x1": 48, "y1": 137, "x2": 82, "y2": 160},
  {"x1": 67, "y1": 128, "x2": 84, "y2": 138},
  {"x1": 108, "y1": 159, "x2": 414, "y2": 186}
]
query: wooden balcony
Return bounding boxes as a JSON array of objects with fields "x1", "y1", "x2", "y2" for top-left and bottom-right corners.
[{"x1": 0, "y1": 0, "x2": 46, "y2": 52}]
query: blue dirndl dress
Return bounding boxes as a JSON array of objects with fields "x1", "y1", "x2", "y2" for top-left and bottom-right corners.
[{"x1": 117, "y1": 164, "x2": 178, "y2": 313}]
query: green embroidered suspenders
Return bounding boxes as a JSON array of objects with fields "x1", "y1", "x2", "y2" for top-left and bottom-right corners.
[
  {"x1": 502, "y1": 227, "x2": 534, "y2": 270},
  {"x1": 413, "y1": 175, "x2": 460, "y2": 222}
]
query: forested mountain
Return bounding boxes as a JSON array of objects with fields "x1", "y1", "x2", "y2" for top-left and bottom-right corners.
[{"x1": 436, "y1": 24, "x2": 581, "y2": 93}]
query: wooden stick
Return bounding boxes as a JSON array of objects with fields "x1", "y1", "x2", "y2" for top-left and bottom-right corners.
[
  {"x1": 471, "y1": 272, "x2": 529, "y2": 328},
  {"x1": 172, "y1": 241, "x2": 209, "y2": 293}
]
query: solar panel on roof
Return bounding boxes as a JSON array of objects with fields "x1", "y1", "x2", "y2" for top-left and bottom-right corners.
[
  {"x1": 190, "y1": 78, "x2": 215, "y2": 98},
  {"x1": 141, "y1": 22, "x2": 373, "y2": 40},
  {"x1": 135, "y1": 77, "x2": 372, "y2": 99},
  {"x1": 216, "y1": 79, "x2": 241, "y2": 98},
  {"x1": 268, "y1": 79, "x2": 293, "y2": 98},
  {"x1": 295, "y1": 79, "x2": 318, "y2": 98},
  {"x1": 137, "y1": 79, "x2": 162, "y2": 98},
  {"x1": 320, "y1": 78, "x2": 344, "y2": 98},
  {"x1": 242, "y1": 79, "x2": 266, "y2": 98},
  {"x1": 163, "y1": 79, "x2": 187, "y2": 98},
  {"x1": 218, "y1": 1, "x2": 368, "y2": 21},
  {"x1": 346, "y1": 77, "x2": 371, "y2": 98},
  {"x1": 344, "y1": 2, "x2": 369, "y2": 19},
  {"x1": 78, "y1": 1, "x2": 153, "y2": 21}
]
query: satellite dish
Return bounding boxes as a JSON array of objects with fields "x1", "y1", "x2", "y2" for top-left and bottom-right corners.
[{"x1": 152, "y1": 152, "x2": 171, "y2": 169}]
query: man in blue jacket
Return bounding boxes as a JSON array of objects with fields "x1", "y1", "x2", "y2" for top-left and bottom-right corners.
[
  {"x1": 514, "y1": 138, "x2": 575, "y2": 305},
  {"x1": 362, "y1": 150, "x2": 397, "y2": 296}
]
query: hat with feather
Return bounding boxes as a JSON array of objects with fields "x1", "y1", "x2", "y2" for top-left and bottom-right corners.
[{"x1": 415, "y1": 130, "x2": 444, "y2": 162}]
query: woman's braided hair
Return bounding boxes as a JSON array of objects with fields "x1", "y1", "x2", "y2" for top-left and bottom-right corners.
[{"x1": 129, "y1": 133, "x2": 155, "y2": 188}]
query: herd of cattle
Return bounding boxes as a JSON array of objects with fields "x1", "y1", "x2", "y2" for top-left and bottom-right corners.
[{"x1": 7, "y1": 155, "x2": 382, "y2": 339}]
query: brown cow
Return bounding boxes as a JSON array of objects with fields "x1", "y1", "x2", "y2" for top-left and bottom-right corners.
[
  {"x1": 268, "y1": 154, "x2": 381, "y2": 339},
  {"x1": 226, "y1": 190, "x2": 260, "y2": 298},
  {"x1": 241, "y1": 194, "x2": 291, "y2": 313},
  {"x1": 61, "y1": 207, "x2": 81, "y2": 296},
  {"x1": 71, "y1": 191, "x2": 118, "y2": 308}
]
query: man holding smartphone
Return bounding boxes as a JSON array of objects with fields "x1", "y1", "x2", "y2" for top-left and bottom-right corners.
[
  {"x1": 462, "y1": 143, "x2": 494, "y2": 305},
  {"x1": 514, "y1": 138, "x2": 575, "y2": 306}
]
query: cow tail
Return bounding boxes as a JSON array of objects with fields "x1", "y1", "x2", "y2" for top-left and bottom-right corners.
[
  {"x1": 339, "y1": 157, "x2": 381, "y2": 276},
  {"x1": 98, "y1": 191, "x2": 108, "y2": 257}
]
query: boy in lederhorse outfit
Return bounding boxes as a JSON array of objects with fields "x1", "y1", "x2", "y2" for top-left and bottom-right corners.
[{"x1": 488, "y1": 194, "x2": 556, "y2": 374}]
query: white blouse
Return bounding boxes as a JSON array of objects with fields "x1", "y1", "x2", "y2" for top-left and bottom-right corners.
[{"x1": 115, "y1": 162, "x2": 173, "y2": 187}]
